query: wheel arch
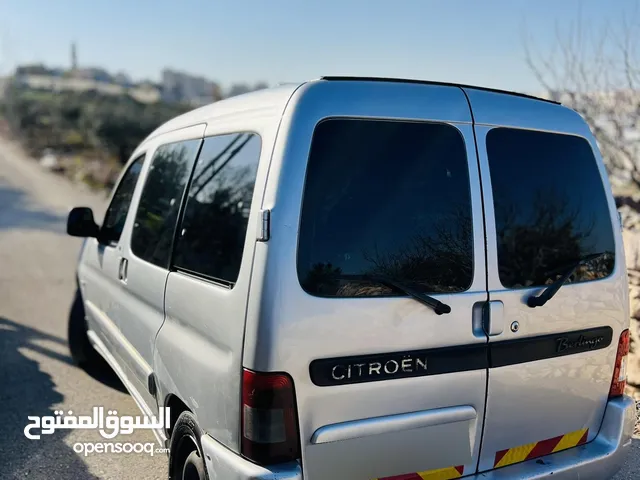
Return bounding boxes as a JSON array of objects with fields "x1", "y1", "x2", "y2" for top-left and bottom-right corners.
[{"x1": 165, "y1": 393, "x2": 192, "y2": 439}]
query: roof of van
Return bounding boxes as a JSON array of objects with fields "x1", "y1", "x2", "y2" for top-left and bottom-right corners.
[
  {"x1": 144, "y1": 76, "x2": 561, "y2": 142},
  {"x1": 319, "y1": 76, "x2": 561, "y2": 105},
  {"x1": 144, "y1": 83, "x2": 302, "y2": 141}
]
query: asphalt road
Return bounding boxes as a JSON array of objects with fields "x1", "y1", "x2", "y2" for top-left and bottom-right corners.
[
  {"x1": 0, "y1": 141, "x2": 167, "y2": 480},
  {"x1": 0, "y1": 139, "x2": 637, "y2": 479}
]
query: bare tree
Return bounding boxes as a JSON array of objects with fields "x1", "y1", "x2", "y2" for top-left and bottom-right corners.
[{"x1": 523, "y1": 5, "x2": 640, "y2": 188}]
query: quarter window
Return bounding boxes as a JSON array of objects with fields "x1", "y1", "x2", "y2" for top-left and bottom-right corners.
[
  {"x1": 486, "y1": 128, "x2": 615, "y2": 289},
  {"x1": 174, "y1": 133, "x2": 262, "y2": 285},
  {"x1": 131, "y1": 139, "x2": 201, "y2": 268}
]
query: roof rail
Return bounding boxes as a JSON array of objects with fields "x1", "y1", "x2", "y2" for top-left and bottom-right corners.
[{"x1": 319, "y1": 76, "x2": 560, "y2": 105}]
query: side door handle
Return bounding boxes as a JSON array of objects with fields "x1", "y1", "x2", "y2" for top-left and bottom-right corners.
[
  {"x1": 483, "y1": 300, "x2": 504, "y2": 336},
  {"x1": 118, "y1": 257, "x2": 128, "y2": 283}
]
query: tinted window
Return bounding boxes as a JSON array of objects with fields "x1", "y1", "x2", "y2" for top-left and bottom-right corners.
[
  {"x1": 487, "y1": 128, "x2": 615, "y2": 289},
  {"x1": 131, "y1": 139, "x2": 201, "y2": 268},
  {"x1": 174, "y1": 133, "x2": 262, "y2": 284},
  {"x1": 100, "y1": 155, "x2": 144, "y2": 244},
  {"x1": 298, "y1": 119, "x2": 474, "y2": 297}
]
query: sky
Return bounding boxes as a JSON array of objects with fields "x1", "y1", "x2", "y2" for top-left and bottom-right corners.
[{"x1": 0, "y1": 0, "x2": 637, "y2": 93}]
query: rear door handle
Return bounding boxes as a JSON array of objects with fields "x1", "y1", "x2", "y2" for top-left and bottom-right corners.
[
  {"x1": 118, "y1": 257, "x2": 128, "y2": 283},
  {"x1": 483, "y1": 300, "x2": 504, "y2": 336}
]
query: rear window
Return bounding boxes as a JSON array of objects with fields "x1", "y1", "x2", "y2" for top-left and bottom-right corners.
[
  {"x1": 486, "y1": 128, "x2": 615, "y2": 289},
  {"x1": 297, "y1": 118, "x2": 474, "y2": 297}
]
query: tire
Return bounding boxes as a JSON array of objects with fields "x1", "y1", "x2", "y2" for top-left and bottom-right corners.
[
  {"x1": 182, "y1": 451, "x2": 207, "y2": 480},
  {"x1": 67, "y1": 287, "x2": 101, "y2": 368},
  {"x1": 169, "y1": 411, "x2": 210, "y2": 480}
]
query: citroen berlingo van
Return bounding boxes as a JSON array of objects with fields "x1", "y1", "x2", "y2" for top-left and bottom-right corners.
[{"x1": 66, "y1": 76, "x2": 636, "y2": 480}]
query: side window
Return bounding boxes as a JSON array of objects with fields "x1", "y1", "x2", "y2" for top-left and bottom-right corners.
[
  {"x1": 174, "y1": 133, "x2": 262, "y2": 285},
  {"x1": 100, "y1": 155, "x2": 145, "y2": 245},
  {"x1": 486, "y1": 128, "x2": 615, "y2": 289},
  {"x1": 130, "y1": 139, "x2": 201, "y2": 268}
]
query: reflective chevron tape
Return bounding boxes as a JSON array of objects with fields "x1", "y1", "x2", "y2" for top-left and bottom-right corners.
[
  {"x1": 494, "y1": 428, "x2": 589, "y2": 469},
  {"x1": 376, "y1": 465, "x2": 464, "y2": 480}
]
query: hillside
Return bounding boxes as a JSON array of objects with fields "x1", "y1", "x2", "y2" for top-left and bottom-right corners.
[{"x1": 0, "y1": 82, "x2": 192, "y2": 188}]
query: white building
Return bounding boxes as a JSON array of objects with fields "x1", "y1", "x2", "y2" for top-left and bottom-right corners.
[{"x1": 161, "y1": 69, "x2": 220, "y2": 106}]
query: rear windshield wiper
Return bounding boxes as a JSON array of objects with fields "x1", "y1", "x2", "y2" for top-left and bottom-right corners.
[
  {"x1": 527, "y1": 252, "x2": 608, "y2": 308},
  {"x1": 331, "y1": 274, "x2": 452, "y2": 315}
]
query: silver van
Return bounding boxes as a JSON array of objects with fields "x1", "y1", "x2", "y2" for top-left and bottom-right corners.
[{"x1": 66, "y1": 77, "x2": 636, "y2": 480}]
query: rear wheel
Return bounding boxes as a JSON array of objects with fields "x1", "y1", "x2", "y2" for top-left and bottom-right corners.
[
  {"x1": 67, "y1": 287, "x2": 101, "y2": 369},
  {"x1": 182, "y1": 451, "x2": 206, "y2": 480},
  {"x1": 169, "y1": 411, "x2": 209, "y2": 480}
]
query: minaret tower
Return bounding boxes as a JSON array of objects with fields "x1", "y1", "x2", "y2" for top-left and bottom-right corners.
[{"x1": 71, "y1": 42, "x2": 78, "y2": 71}]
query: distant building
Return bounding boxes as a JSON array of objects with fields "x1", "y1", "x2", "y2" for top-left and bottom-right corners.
[
  {"x1": 66, "y1": 42, "x2": 109, "y2": 83},
  {"x1": 225, "y1": 82, "x2": 270, "y2": 99},
  {"x1": 227, "y1": 83, "x2": 251, "y2": 98},
  {"x1": 73, "y1": 67, "x2": 112, "y2": 83},
  {"x1": 15, "y1": 64, "x2": 51, "y2": 76},
  {"x1": 254, "y1": 81, "x2": 269, "y2": 91},
  {"x1": 14, "y1": 68, "x2": 161, "y2": 105},
  {"x1": 161, "y1": 68, "x2": 221, "y2": 106},
  {"x1": 130, "y1": 83, "x2": 162, "y2": 104},
  {"x1": 114, "y1": 72, "x2": 132, "y2": 87}
]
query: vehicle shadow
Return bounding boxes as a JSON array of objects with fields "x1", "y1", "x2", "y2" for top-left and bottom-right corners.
[
  {"x1": 612, "y1": 436, "x2": 640, "y2": 479},
  {"x1": 0, "y1": 180, "x2": 66, "y2": 233},
  {"x1": 83, "y1": 348, "x2": 128, "y2": 394},
  {"x1": 0, "y1": 316, "x2": 124, "y2": 479}
]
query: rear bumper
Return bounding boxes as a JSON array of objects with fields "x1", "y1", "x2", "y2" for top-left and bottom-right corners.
[
  {"x1": 201, "y1": 435, "x2": 302, "y2": 480},
  {"x1": 472, "y1": 395, "x2": 636, "y2": 480},
  {"x1": 200, "y1": 395, "x2": 635, "y2": 480}
]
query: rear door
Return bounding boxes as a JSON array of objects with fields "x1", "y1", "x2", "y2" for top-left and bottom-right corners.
[
  {"x1": 468, "y1": 91, "x2": 627, "y2": 472},
  {"x1": 259, "y1": 81, "x2": 490, "y2": 480}
]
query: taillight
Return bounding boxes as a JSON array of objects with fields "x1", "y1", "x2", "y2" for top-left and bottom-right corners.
[
  {"x1": 609, "y1": 329, "x2": 630, "y2": 398},
  {"x1": 241, "y1": 368, "x2": 301, "y2": 465}
]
